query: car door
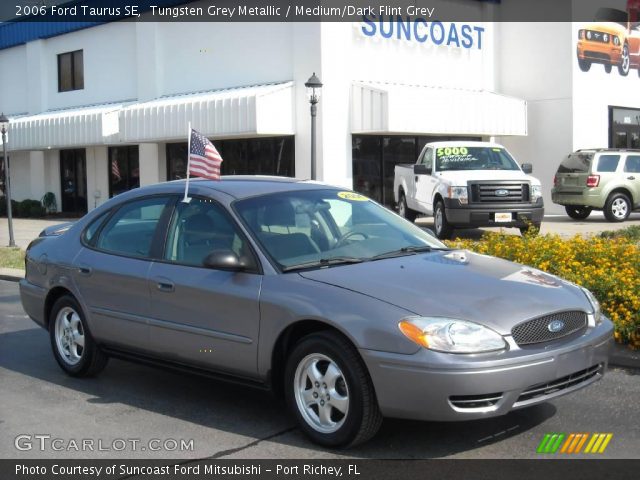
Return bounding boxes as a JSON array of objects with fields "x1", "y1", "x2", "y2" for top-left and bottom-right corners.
[
  {"x1": 415, "y1": 147, "x2": 437, "y2": 213},
  {"x1": 146, "y1": 196, "x2": 262, "y2": 378},
  {"x1": 72, "y1": 195, "x2": 173, "y2": 352},
  {"x1": 623, "y1": 154, "x2": 640, "y2": 207}
]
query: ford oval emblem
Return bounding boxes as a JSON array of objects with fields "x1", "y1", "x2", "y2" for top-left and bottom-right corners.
[
  {"x1": 548, "y1": 320, "x2": 565, "y2": 333},
  {"x1": 495, "y1": 189, "x2": 509, "y2": 196}
]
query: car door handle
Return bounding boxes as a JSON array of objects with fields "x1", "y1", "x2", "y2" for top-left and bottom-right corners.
[
  {"x1": 628, "y1": 176, "x2": 636, "y2": 180},
  {"x1": 77, "y1": 265, "x2": 92, "y2": 276},
  {"x1": 156, "y1": 281, "x2": 175, "y2": 293}
]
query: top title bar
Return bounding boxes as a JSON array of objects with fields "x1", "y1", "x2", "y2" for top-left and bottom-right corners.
[{"x1": 1, "y1": 0, "x2": 638, "y2": 23}]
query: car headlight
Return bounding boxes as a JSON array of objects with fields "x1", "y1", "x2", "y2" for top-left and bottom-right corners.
[
  {"x1": 586, "y1": 31, "x2": 592, "y2": 40},
  {"x1": 448, "y1": 186, "x2": 468, "y2": 205},
  {"x1": 581, "y1": 287, "x2": 602, "y2": 326},
  {"x1": 531, "y1": 184, "x2": 543, "y2": 201},
  {"x1": 613, "y1": 36, "x2": 620, "y2": 46},
  {"x1": 398, "y1": 317, "x2": 507, "y2": 353}
]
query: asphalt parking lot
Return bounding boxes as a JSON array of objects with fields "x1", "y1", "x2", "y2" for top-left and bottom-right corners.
[{"x1": 0, "y1": 280, "x2": 638, "y2": 460}]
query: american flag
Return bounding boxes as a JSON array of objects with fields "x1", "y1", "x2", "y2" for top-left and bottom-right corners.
[
  {"x1": 111, "y1": 159, "x2": 121, "y2": 181},
  {"x1": 188, "y1": 129, "x2": 223, "y2": 180}
]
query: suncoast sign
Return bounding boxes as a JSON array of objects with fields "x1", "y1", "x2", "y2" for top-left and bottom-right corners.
[{"x1": 361, "y1": 16, "x2": 485, "y2": 50}]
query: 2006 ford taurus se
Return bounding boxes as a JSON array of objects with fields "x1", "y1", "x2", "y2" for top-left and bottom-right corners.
[{"x1": 20, "y1": 177, "x2": 613, "y2": 447}]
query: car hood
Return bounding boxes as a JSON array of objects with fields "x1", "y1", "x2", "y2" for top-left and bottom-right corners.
[
  {"x1": 436, "y1": 170, "x2": 540, "y2": 185},
  {"x1": 298, "y1": 250, "x2": 590, "y2": 334}
]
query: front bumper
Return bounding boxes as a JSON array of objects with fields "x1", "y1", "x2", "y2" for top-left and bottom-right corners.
[
  {"x1": 444, "y1": 199, "x2": 544, "y2": 228},
  {"x1": 577, "y1": 42, "x2": 622, "y2": 64},
  {"x1": 360, "y1": 318, "x2": 613, "y2": 421}
]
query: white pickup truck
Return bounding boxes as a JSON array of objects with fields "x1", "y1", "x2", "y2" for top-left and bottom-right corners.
[{"x1": 393, "y1": 141, "x2": 544, "y2": 239}]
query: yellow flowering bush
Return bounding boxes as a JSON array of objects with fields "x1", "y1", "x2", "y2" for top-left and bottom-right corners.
[{"x1": 445, "y1": 231, "x2": 640, "y2": 349}]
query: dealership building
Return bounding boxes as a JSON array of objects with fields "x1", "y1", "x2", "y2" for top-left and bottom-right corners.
[{"x1": 0, "y1": 1, "x2": 639, "y2": 215}]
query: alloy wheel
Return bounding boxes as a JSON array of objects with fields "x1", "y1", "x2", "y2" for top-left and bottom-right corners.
[
  {"x1": 611, "y1": 198, "x2": 628, "y2": 220},
  {"x1": 54, "y1": 306, "x2": 85, "y2": 365}
]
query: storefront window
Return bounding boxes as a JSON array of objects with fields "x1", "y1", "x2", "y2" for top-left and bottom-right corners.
[
  {"x1": 109, "y1": 146, "x2": 139, "y2": 197},
  {"x1": 609, "y1": 107, "x2": 640, "y2": 149},
  {"x1": 352, "y1": 135, "x2": 480, "y2": 206},
  {"x1": 166, "y1": 136, "x2": 295, "y2": 180}
]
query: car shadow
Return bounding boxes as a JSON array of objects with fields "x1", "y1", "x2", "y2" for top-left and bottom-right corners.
[{"x1": 0, "y1": 326, "x2": 556, "y2": 458}]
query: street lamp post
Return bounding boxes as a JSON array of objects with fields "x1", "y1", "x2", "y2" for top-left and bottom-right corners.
[
  {"x1": 0, "y1": 113, "x2": 15, "y2": 247},
  {"x1": 304, "y1": 72, "x2": 323, "y2": 180}
]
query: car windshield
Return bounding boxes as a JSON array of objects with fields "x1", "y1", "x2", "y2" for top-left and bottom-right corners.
[
  {"x1": 435, "y1": 146, "x2": 520, "y2": 172},
  {"x1": 234, "y1": 189, "x2": 446, "y2": 271}
]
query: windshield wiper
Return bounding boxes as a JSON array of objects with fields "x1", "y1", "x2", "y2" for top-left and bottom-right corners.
[
  {"x1": 282, "y1": 256, "x2": 365, "y2": 272},
  {"x1": 371, "y1": 244, "x2": 449, "y2": 260}
]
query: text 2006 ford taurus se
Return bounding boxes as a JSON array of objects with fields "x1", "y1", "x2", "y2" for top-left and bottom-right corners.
[{"x1": 20, "y1": 177, "x2": 613, "y2": 447}]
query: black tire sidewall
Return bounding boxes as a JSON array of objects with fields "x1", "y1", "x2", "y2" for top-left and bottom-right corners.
[
  {"x1": 49, "y1": 296, "x2": 95, "y2": 375},
  {"x1": 565, "y1": 205, "x2": 592, "y2": 220},
  {"x1": 434, "y1": 201, "x2": 451, "y2": 239},
  {"x1": 284, "y1": 333, "x2": 367, "y2": 447}
]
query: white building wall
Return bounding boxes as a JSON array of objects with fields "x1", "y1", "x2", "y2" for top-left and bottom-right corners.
[
  {"x1": 7, "y1": 152, "x2": 31, "y2": 201},
  {"x1": 0, "y1": 45, "x2": 28, "y2": 115},
  {"x1": 44, "y1": 150, "x2": 61, "y2": 211}
]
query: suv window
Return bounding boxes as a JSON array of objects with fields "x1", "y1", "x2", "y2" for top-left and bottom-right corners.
[
  {"x1": 624, "y1": 155, "x2": 640, "y2": 173},
  {"x1": 558, "y1": 152, "x2": 592, "y2": 173},
  {"x1": 164, "y1": 197, "x2": 252, "y2": 267},
  {"x1": 96, "y1": 197, "x2": 170, "y2": 258},
  {"x1": 596, "y1": 155, "x2": 621, "y2": 173}
]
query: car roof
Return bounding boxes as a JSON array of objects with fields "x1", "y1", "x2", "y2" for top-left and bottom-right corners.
[
  {"x1": 126, "y1": 176, "x2": 343, "y2": 200},
  {"x1": 574, "y1": 148, "x2": 640, "y2": 154},
  {"x1": 426, "y1": 141, "x2": 505, "y2": 148}
]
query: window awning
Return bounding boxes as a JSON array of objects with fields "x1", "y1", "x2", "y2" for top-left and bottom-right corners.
[
  {"x1": 351, "y1": 82, "x2": 527, "y2": 137},
  {"x1": 120, "y1": 82, "x2": 295, "y2": 143},
  {"x1": 7, "y1": 82, "x2": 295, "y2": 151}
]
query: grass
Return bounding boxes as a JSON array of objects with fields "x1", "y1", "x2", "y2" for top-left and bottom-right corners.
[
  {"x1": 599, "y1": 225, "x2": 640, "y2": 243},
  {"x1": 0, "y1": 247, "x2": 25, "y2": 270}
]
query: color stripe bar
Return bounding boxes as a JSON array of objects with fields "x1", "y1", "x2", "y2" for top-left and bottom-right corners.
[
  {"x1": 537, "y1": 433, "x2": 552, "y2": 453},
  {"x1": 549, "y1": 433, "x2": 565, "y2": 453},
  {"x1": 574, "y1": 433, "x2": 589, "y2": 453},
  {"x1": 598, "y1": 434, "x2": 613, "y2": 453},
  {"x1": 584, "y1": 433, "x2": 599, "y2": 453}
]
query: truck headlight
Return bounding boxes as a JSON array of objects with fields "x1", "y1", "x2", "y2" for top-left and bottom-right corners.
[
  {"x1": 531, "y1": 185, "x2": 543, "y2": 201},
  {"x1": 581, "y1": 287, "x2": 602, "y2": 326},
  {"x1": 448, "y1": 186, "x2": 468, "y2": 205},
  {"x1": 399, "y1": 317, "x2": 507, "y2": 353}
]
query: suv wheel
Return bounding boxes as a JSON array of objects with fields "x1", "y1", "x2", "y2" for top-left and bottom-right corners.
[
  {"x1": 398, "y1": 192, "x2": 417, "y2": 222},
  {"x1": 285, "y1": 331, "x2": 382, "y2": 447},
  {"x1": 618, "y1": 44, "x2": 630, "y2": 76},
  {"x1": 434, "y1": 200, "x2": 453, "y2": 240},
  {"x1": 49, "y1": 295, "x2": 108, "y2": 377},
  {"x1": 604, "y1": 193, "x2": 631, "y2": 222},
  {"x1": 565, "y1": 205, "x2": 592, "y2": 220}
]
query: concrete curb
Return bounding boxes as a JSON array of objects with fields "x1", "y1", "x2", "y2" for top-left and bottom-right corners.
[
  {"x1": 609, "y1": 343, "x2": 640, "y2": 370},
  {"x1": 0, "y1": 268, "x2": 24, "y2": 282}
]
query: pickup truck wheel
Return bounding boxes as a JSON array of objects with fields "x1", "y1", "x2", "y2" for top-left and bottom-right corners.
[
  {"x1": 565, "y1": 205, "x2": 592, "y2": 220},
  {"x1": 49, "y1": 295, "x2": 108, "y2": 377},
  {"x1": 434, "y1": 200, "x2": 453, "y2": 240},
  {"x1": 285, "y1": 331, "x2": 382, "y2": 447},
  {"x1": 604, "y1": 193, "x2": 631, "y2": 222},
  {"x1": 398, "y1": 193, "x2": 417, "y2": 222}
]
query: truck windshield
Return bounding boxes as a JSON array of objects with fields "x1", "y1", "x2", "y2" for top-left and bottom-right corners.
[{"x1": 435, "y1": 146, "x2": 520, "y2": 172}]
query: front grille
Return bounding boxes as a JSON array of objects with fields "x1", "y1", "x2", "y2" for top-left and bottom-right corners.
[
  {"x1": 449, "y1": 393, "x2": 503, "y2": 410},
  {"x1": 511, "y1": 311, "x2": 587, "y2": 346},
  {"x1": 515, "y1": 364, "x2": 602, "y2": 406},
  {"x1": 584, "y1": 30, "x2": 610, "y2": 43},
  {"x1": 470, "y1": 183, "x2": 529, "y2": 203}
]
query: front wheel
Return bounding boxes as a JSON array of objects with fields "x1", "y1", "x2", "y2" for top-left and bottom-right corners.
[
  {"x1": 433, "y1": 200, "x2": 454, "y2": 240},
  {"x1": 49, "y1": 295, "x2": 108, "y2": 377},
  {"x1": 618, "y1": 44, "x2": 630, "y2": 76},
  {"x1": 604, "y1": 193, "x2": 631, "y2": 222},
  {"x1": 578, "y1": 58, "x2": 591, "y2": 72},
  {"x1": 565, "y1": 205, "x2": 592, "y2": 220},
  {"x1": 285, "y1": 331, "x2": 382, "y2": 447}
]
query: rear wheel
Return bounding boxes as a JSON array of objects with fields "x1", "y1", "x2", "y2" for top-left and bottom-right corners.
[
  {"x1": 433, "y1": 200, "x2": 453, "y2": 240},
  {"x1": 565, "y1": 205, "x2": 592, "y2": 220},
  {"x1": 285, "y1": 331, "x2": 382, "y2": 447},
  {"x1": 604, "y1": 193, "x2": 631, "y2": 222},
  {"x1": 398, "y1": 192, "x2": 417, "y2": 222},
  {"x1": 49, "y1": 295, "x2": 108, "y2": 377}
]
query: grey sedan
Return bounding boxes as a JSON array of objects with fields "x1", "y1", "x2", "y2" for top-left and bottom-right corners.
[{"x1": 19, "y1": 177, "x2": 613, "y2": 447}]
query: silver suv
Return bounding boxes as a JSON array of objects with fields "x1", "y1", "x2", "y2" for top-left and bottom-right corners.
[{"x1": 552, "y1": 149, "x2": 640, "y2": 221}]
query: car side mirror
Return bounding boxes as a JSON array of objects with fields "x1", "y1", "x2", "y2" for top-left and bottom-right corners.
[
  {"x1": 521, "y1": 163, "x2": 533, "y2": 174},
  {"x1": 203, "y1": 250, "x2": 249, "y2": 272},
  {"x1": 414, "y1": 164, "x2": 432, "y2": 175}
]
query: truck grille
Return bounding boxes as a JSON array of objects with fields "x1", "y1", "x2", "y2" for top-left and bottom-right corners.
[
  {"x1": 514, "y1": 364, "x2": 602, "y2": 406},
  {"x1": 511, "y1": 311, "x2": 587, "y2": 346},
  {"x1": 470, "y1": 183, "x2": 530, "y2": 203}
]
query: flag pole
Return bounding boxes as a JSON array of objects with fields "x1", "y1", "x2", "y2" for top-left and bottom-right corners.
[{"x1": 182, "y1": 121, "x2": 192, "y2": 203}]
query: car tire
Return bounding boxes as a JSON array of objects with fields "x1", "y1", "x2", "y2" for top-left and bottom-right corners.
[
  {"x1": 398, "y1": 192, "x2": 417, "y2": 222},
  {"x1": 578, "y1": 58, "x2": 591, "y2": 72},
  {"x1": 604, "y1": 192, "x2": 631, "y2": 222},
  {"x1": 618, "y1": 44, "x2": 630, "y2": 76},
  {"x1": 433, "y1": 200, "x2": 453, "y2": 240},
  {"x1": 565, "y1": 205, "x2": 592, "y2": 220},
  {"x1": 519, "y1": 223, "x2": 541, "y2": 236},
  {"x1": 49, "y1": 295, "x2": 108, "y2": 377},
  {"x1": 284, "y1": 330, "x2": 382, "y2": 448},
  {"x1": 604, "y1": 63, "x2": 612, "y2": 73}
]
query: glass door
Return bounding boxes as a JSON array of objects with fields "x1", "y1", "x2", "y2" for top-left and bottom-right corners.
[{"x1": 60, "y1": 149, "x2": 87, "y2": 215}]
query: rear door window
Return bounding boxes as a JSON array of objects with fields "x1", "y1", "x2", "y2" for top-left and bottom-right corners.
[
  {"x1": 596, "y1": 155, "x2": 621, "y2": 173},
  {"x1": 624, "y1": 155, "x2": 640, "y2": 173},
  {"x1": 557, "y1": 153, "x2": 592, "y2": 173}
]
